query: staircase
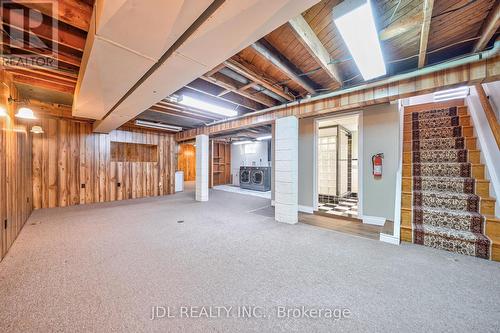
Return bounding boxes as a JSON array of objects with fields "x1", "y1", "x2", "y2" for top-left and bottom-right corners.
[{"x1": 400, "y1": 100, "x2": 500, "y2": 260}]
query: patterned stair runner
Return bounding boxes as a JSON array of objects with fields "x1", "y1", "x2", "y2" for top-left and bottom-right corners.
[{"x1": 411, "y1": 106, "x2": 490, "y2": 259}]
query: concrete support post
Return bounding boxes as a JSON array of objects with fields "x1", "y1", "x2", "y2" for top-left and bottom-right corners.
[
  {"x1": 274, "y1": 116, "x2": 298, "y2": 224},
  {"x1": 196, "y1": 134, "x2": 209, "y2": 202}
]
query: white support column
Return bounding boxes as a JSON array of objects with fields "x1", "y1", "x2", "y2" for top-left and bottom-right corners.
[
  {"x1": 196, "y1": 134, "x2": 209, "y2": 202},
  {"x1": 275, "y1": 116, "x2": 298, "y2": 224}
]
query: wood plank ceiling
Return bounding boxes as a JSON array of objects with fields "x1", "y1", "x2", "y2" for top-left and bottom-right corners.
[
  {"x1": 1, "y1": 0, "x2": 94, "y2": 100},
  {"x1": 1, "y1": 0, "x2": 498, "y2": 131}
]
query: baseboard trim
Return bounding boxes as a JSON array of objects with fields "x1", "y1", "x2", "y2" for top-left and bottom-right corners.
[
  {"x1": 270, "y1": 201, "x2": 313, "y2": 214},
  {"x1": 299, "y1": 205, "x2": 314, "y2": 214},
  {"x1": 363, "y1": 215, "x2": 386, "y2": 226},
  {"x1": 379, "y1": 233, "x2": 400, "y2": 245}
]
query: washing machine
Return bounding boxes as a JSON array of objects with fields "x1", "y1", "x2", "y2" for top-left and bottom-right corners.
[
  {"x1": 239, "y1": 167, "x2": 252, "y2": 189},
  {"x1": 250, "y1": 167, "x2": 271, "y2": 191}
]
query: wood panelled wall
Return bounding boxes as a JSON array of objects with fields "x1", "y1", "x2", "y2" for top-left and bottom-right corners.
[
  {"x1": 32, "y1": 118, "x2": 177, "y2": 209},
  {"x1": 0, "y1": 71, "x2": 33, "y2": 261},
  {"x1": 177, "y1": 144, "x2": 196, "y2": 181}
]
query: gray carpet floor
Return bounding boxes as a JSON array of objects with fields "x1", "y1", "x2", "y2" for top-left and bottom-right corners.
[{"x1": 0, "y1": 186, "x2": 499, "y2": 332}]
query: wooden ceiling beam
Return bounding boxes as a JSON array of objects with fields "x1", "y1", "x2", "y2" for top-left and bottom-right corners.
[
  {"x1": 184, "y1": 83, "x2": 262, "y2": 111},
  {"x1": 0, "y1": 39, "x2": 82, "y2": 67},
  {"x1": 7, "y1": 68, "x2": 76, "y2": 87},
  {"x1": 148, "y1": 106, "x2": 211, "y2": 123},
  {"x1": 2, "y1": 6, "x2": 87, "y2": 51},
  {"x1": 250, "y1": 40, "x2": 317, "y2": 94},
  {"x1": 10, "y1": 0, "x2": 93, "y2": 32},
  {"x1": 224, "y1": 59, "x2": 293, "y2": 101},
  {"x1": 12, "y1": 74, "x2": 74, "y2": 94},
  {"x1": 201, "y1": 74, "x2": 277, "y2": 108},
  {"x1": 418, "y1": 0, "x2": 435, "y2": 68},
  {"x1": 205, "y1": 63, "x2": 226, "y2": 77},
  {"x1": 3, "y1": 65, "x2": 77, "y2": 82},
  {"x1": 157, "y1": 101, "x2": 224, "y2": 120},
  {"x1": 288, "y1": 15, "x2": 342, "y2": 86},
  {"x1": 473, "y1": 1, "x2": 500, "y2": 52}
]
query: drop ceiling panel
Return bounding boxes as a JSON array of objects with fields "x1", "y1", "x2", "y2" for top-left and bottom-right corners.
[
  {"x1": 73, "y1": 36, "x2": 155, "y2": 119},
  {"x1": 95, "y1": 0, "x2": 213, "y2": 60}
]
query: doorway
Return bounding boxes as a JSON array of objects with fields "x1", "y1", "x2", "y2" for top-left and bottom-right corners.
[{"x1": 315, "y1": 114, "x2": 360, "y2": 219}]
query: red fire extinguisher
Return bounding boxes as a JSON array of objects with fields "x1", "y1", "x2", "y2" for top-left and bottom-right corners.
[{"x1": 372, "y1": 153, "x2": 384, "y2": 177}]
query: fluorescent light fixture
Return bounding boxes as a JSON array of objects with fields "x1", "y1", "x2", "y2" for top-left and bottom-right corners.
[
  {"x1": 333, "y1": 0, "x2": 386, "y2": 80},
  {"x1": 180, "y1": 95, "x2": 238, "y2": 117},
  {"x1": 135, "y1": 120, "x2": 182, "y2": 132},
  {"x1": 30, "y1": 125, "x2": 44, "y2": 134},
  {"x1": 0, "y1": 106, "x2": 7, "y2": 117},
  {"x1": 256, "y1": 135, "x2": 272, "y2": 141},
  {"x1": 434, "y1": 87, "x2": 469, "y2": 102},
  {"x1": 15, "y1": 107, "x2": 36, "y2": 119},
  {"x1": 232, "y1": 140, "x2": 253, "y2": 146}
]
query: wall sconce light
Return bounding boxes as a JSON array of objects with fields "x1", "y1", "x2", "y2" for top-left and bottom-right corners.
[
  {"x1": 0, "y1": 106, "x2": 7, "y2": 117},
  {"x1": 30, "y1": 125, "x2": 44, "y2": 134},
  {"x1": 15, "y1": 107, "x2": 36, "y2": 120}
]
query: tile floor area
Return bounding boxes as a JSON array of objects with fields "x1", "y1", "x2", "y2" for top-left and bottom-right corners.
[{"x1": 318, "y1": 197, "x2": 358, "y2": 218}]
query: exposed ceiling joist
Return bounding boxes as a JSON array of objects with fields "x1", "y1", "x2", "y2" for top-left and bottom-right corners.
[
  {"x1": 251, "y1": 40, "x2": 317, "y2": 94},
  {"x1": 201, "y1": 74, "x2": 277, "y2": 108},
  {"x1": 158, "y1": 101, "x2": 225, "y2": 120},
  {"x1": 473, "y1": 1, "x2": 500, "y2": 52},
  {"x1": 7, "y1": 68, "x2": 76, "y2": 87},
  {"x1": 12, "y1": 74, "x2": 75, "y2": 94},
  {"x1": 0, "y1": 39, "x2": 82, "y2": 68},
  {"x1": 2, "y1": 6, "x2": 87, "y2": 51},
  {"x1": 4, "y1": 65, "x2": 77, "y2": 83},
  {"x1": 224, "y1": 59, "x2": 293, "y2": 101},
  {"x1": 205, "y1": 63, "x2": 226, "y2": 77},
  {"x1": 418, "y1": 0, "x2": 435, "y2": 68},
  {"x1": 184, "y1": 79, "x2": 263, "y2": 111},
  {"x1": 238, "y1": 82, "x2": 256, "y2": 91},
  {"x1": 288, "y1": 15, "x2": 342, "y2": 85},
  {"x1": 183, "y1": 85, "x2": 256, "y2": 111},
  {"x1": 149, "y1": 105, "x2": 213, "y2": 123},
  {"x1": 10, "y1": 0, "x2": 93, "y2": 32}
]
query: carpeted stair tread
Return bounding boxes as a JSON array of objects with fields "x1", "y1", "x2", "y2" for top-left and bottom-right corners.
[
  {"x1": 411, "y1": 106, "x2": 490, "y2": 259},
  {"x1": 413, "y1": 176, "x2": 475, "y2": 194},
  {"x1": 413, "y1": 190, "x2": 479, "y2": 213},
  {"x1": 412, "y1": 126, "x2": 462, "y2": 140},
  {"x1": 413, "y1": 206, "x2": 483, "y2": 232},
  {"x1": 414, "y1": 224, "x2": 488, "y2": 242},
  {"x1": 412, "y1": 137, "x2": 465, "y2": 151},
  {"x1": 412, "y1": 115, "x2": 460, "y2": 129},
  {"x1": 413, "y1": 224, "x2": 490, "y2": 259},
  {"x1": 413, "y1": 149, "x2": 467, "y2": 163},
  {"x1": 412, "y1": 107, "x2": 457, "y2": 120},
  {"x1": 413, "y1": 162, "x2": 470, "y2": 178}
]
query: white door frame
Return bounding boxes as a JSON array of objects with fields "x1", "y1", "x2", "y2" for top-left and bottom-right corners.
[{"x1": 313, "y1": 110, "x2": 364, "y2": 219}]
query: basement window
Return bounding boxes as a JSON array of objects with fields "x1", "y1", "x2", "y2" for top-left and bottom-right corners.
[{"x1": 111, "y1": 142, "x2": 158, "y2": 162}]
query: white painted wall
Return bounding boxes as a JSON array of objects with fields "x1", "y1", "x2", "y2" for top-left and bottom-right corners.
[
  {"x1": 362, "y1": 104, "x2": 400, "y2": 222},
  {"x1": 231, "y1": 141, "x2": 270, "y2": 185},
  {"x1": 467, "y1": 86, "x2": 500, "y2": 216},
  {"x1": 296, "y1": 104, "x2": 399, "y2": 222}
]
